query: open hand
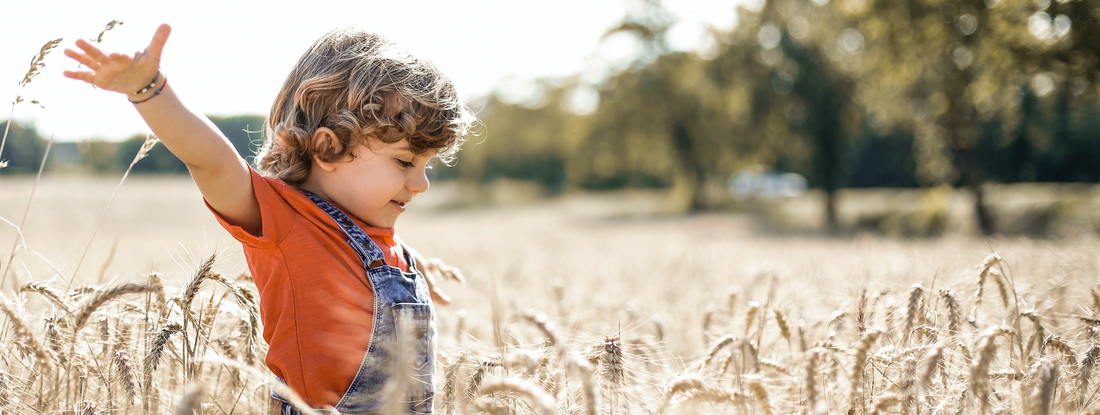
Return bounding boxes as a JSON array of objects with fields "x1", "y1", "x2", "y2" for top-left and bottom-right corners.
[{"x1": 63, "y1": 24, "x2": 171, "y2": 96}]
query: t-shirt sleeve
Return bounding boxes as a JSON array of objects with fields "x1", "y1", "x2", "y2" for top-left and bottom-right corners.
[{"x1": 205, "y1": 168, "x2": 293, "y2": 249}]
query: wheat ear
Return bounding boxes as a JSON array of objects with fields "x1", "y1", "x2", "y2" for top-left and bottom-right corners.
[
  {"x1": 1033, "y1": 358, "x2": 1059, "y2": 415},
  {"x1": 1081, "y1": 345, "x2": 1100, "y2": 405},
  {"x1": 475, "y1": 378, "x2": 556, "y2": 415},
  {"x1": 440, "y1": 353, "x2": 467, "y2": 415},
  {"x1": 774, "y1": 308, "x2": 792, "y2": 346},
  {"x1": 701, "y1": 335, "x2": 735, "y2": 372},
  {"x1": 804, "y1": 347, "x2": 825, "y2": 414},
  {"x1": 73, "y1": 282, "x2": 156, "y2": 331},
  {"x1": 113, "y1": 349, "x2": 137, "y2": 407},
  {"x1": 746, "y1": 375, "x2": 775, "y2": 415},
  {"x1": 0, "y1": 299, "x2": 54, "y2": 371},
  {"x1": 20, "y1": 281, "x2": 71, "y2": 313},
  {"x1": 940, "y1": 289, "x2": 960, "y2": 337},
  {"x1": 602, "y1": 335, "x2": 625, "y2": 388},
  {"x1": 904, "y1": 283, "x2": 924, "y2": 344},
  {"x1": 519, "y1": 311, "x2": 596, "y2": 415},
  {"x1": 969, "y1": 326, "x2": 1012, "y2": 413},
  {"x1": 849, "y1": 329, "x2": 883, "y2": 413},
  {"x1": 869, "y1": 394, "x2": 900, "y2": 415},
  {"x1": 744, "y1": 302, "x2": 760, "y2": 337},
  {"x1": 0, "y1": 38, "x2": 62, "y2": 168},
  {"x1": 465, "y1": 359, "x2": 498, "y2": 403},
  {"x1": 143, "y1": 323, "x2": 182, "y2": 396},
  {"x1": 917, "y1": 343, "x2": 945, "y2": 404},
  {"x1": 657, "y1": 374, "x2": 737, "y2": 414}
]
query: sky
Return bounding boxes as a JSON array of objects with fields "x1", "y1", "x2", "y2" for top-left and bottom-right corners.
[{"x1": 1, "y1": 0, "x2": 746, "y2": 141}]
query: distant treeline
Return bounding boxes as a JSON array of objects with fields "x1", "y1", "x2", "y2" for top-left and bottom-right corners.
[
  {"x1": 3, "y1": 92, "x2": 1097, "y2": 187},
  {"x1": 0, "y1": 116, "x2": 262, "y2": 174}
]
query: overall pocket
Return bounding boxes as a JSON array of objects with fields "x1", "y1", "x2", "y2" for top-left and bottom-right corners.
[
  {"x1": 391, "y1": 303, "x2": 435, "y2": 372},
  {"x1": 391, "y1": 303, "x2": 436, "y2": 413}
]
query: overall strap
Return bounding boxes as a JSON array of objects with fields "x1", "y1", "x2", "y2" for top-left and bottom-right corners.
[{"x1": 300, "y1": 190, "x2": 386, "y2": 267}]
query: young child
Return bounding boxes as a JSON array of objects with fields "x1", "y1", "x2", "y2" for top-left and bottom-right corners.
[{"x1": 63, "y1": 24, "x2": 475, "y2": 414}]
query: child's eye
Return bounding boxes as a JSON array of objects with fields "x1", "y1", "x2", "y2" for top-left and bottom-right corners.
[{"x1": 396, "y1": 159, "x2": 415, "y2": 168}]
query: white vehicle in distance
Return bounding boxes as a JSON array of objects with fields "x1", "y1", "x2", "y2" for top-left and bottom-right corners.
[{"x1": 728, "y1": 166, "x2": 808, "y2": 198}]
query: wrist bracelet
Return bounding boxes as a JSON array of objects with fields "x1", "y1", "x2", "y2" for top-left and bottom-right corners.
[
  {"x1": 129, "y1": 75, "x2": 167, "y2": 105},
  {"x1": 134, "y1": 71, "x2": 160, "y2": 95}
]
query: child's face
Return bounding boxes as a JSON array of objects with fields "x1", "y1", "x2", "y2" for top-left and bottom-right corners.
[{"x1": 318, "y1": 138, "x2": 433, "y2": 228}]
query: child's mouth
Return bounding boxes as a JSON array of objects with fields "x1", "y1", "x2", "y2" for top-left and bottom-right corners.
[{"x1": 391, "y1": 200, "x2": 407, "y2": 211}]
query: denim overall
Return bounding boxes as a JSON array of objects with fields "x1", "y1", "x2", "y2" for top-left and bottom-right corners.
[{"x1": 273, "y1": 191, "x2": 437, "y2": 414}]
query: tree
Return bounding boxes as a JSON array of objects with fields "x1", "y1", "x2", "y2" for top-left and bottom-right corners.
[
  {"x1": 0, "y1": 120, "x2": 47, "y2": 175},
  {"x1": 806, "y1": 0, "x2": 1099, "y2": 234}
]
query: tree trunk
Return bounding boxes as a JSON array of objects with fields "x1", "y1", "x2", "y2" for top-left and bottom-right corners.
[
  {"x1": 956, "y1": 148, "x2": 995, "y2": 235},
  {"x1": 824, "y1": 190, "x2": 839, "y2": 234},
  {"x1": 671, "y1": 120, "x2": 706, "y2": 211}
]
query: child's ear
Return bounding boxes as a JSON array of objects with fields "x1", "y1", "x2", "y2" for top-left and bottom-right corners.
[{"x1": 311, "y1": 127, "x2": 344, "y2": 172}]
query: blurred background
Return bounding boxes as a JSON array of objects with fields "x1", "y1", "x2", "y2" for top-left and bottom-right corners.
[{"x1": 2, "y1": 0, "x2": 1100, "y2": 241}]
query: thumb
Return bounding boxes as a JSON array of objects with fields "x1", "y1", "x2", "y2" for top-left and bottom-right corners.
[{"x1": 146, "y1": 24, "x2": 172, "y2": 61}]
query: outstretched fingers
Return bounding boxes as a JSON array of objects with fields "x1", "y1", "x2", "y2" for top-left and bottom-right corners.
[
  {"x1": 61, "y1": 70, "x2": 95, "y2": 83},
  {"x1": 73, "y1": 38, "x2": 109, "y2": 63},
  {"x1": 63, "y1": 47, "x2": 99, "y2": 70}
]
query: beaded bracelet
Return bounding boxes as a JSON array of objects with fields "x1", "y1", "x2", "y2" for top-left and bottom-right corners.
[
  {"x1": 129, "y1": 75, "x2": 167, "y2": 105},
  {"x1": 134, "y1": 71, "x2": 160, "y2": 95}
]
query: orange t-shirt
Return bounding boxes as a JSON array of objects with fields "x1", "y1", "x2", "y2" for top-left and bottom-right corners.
[{"x1": 207, "y1": 168, "x2": 409, "y2": 407}]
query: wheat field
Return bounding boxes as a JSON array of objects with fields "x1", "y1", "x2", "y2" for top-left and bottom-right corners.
[
  {"x1": 2, "y1": 173, "x2": 1100, "y2": 414},
  {"x1": 3, "y1": 27, "x2": 1100, "y2": 415}
]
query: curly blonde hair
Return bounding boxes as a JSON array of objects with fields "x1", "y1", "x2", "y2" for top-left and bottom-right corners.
[{"x1": 255, "y1": 28, "x2": 476, "y2": 185}]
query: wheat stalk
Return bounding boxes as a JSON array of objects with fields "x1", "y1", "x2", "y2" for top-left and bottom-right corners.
[{"x1": 0, "y1": 38, "x2": 62, "y2": 168}]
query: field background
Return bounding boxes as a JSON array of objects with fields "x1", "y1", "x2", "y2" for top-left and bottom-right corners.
[{"x1": 4, "y1": 175, "x2": 1098, "y2": 360}]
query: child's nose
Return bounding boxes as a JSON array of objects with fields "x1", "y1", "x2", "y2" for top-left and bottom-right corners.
[{"x1": 408, "y1": 168, "x2": 429, "y2": 194}]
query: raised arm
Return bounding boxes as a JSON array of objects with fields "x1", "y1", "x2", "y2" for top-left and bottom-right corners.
[{"x1": 63, "y1": 24, "x2": 261, "y2": 235}]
